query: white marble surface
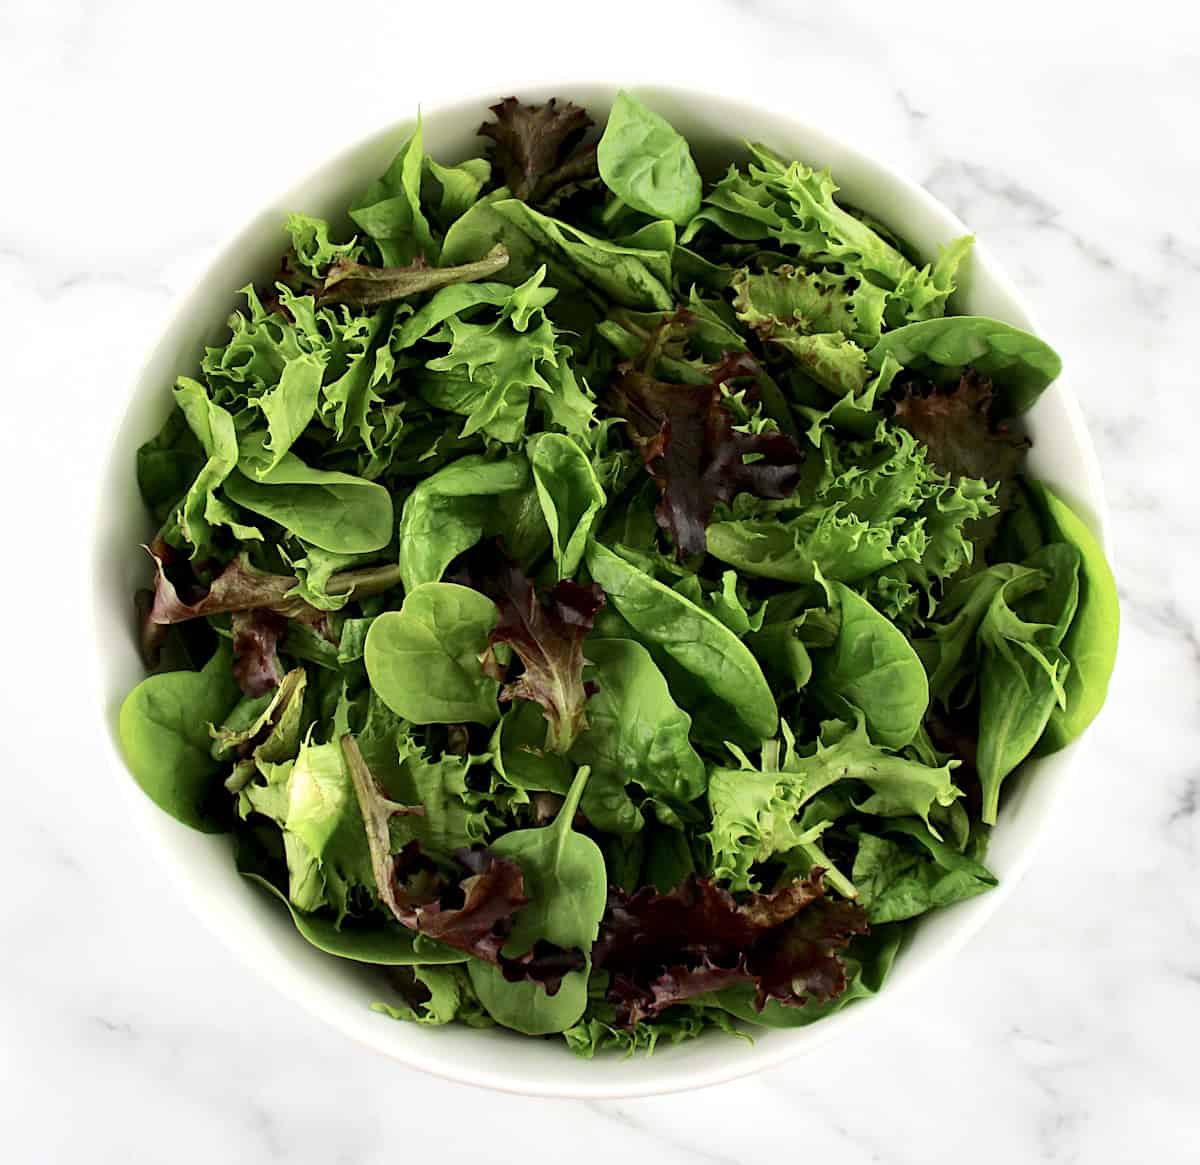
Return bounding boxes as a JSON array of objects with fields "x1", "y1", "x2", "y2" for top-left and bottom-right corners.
[{"x1": 3, "y1": 1, "x2": 1198, "y2": 1160}]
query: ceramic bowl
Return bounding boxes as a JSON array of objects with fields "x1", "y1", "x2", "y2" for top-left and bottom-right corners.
[{"x1": 92, "y1": 83, "x2": 1107, "y2": 1098}]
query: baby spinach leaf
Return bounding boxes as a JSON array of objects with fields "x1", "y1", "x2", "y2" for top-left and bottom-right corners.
[
  {"x1": 227, "y1": 433, "x2": 393, "y2": 554},
  {"x1": 364, "y1": 583, "x2": 501, "y2": 726},
  {"x1": 569, "y1": 638, "x2": 706, "y2": 833},
  {"x1": 491, "y1": 701, "x2": 575, "y2": 797},
  {"x1": 851, "y1": 823, "x2": 995, "y2": 923},
  {"x1": 395, "y1": 453, "x2": 530, "y2": 592},
  {"x1": 489, "y1": 199, "x2": 674, "y2": 310},
  {"x1": 137, "y1": 409, "x2": 205, "y2": 525},
  {"x1": 349, "y1": 119, "x2": 438, "y2": 266},
  {"x1": 596, "y1": 91, "x2": 702, "y2": 226},
  {"x1": 585, "y1": 540, "x2": 777, "y2": 745},
  {"x1": 745, "y1": 599, "x2": 836, "y2": 695},
  {"x1": 243, "y1": 873, "x2": 465, "y2": 965},
  {"x1": 976, "y1": 543, "x2": 1080, "y2": 822},
  {"x1": 529, "y1": 433, "x2": 606, "y2": 579},
  {"x1": 1028, "y1": 482, "x2": 1120, "y2": 751},
  {"x1": 118, "y1": 641, "x2": 242, "y2": 831},
  {"x1": 868, "y1": 315, "x2": 1062, "y2": 418},
  {"x1": 469, "y1": 767, "x2": 608, "y2": 1034},
  {"x1": 811, "y1": 580, "x2": 929, "y2": 749},
  {"x1": 440, "y1": 191, "x2": 562, "y2": 286},
  {"x1": 920, "y1": 562, "x2": 1043, "y2": 705}
]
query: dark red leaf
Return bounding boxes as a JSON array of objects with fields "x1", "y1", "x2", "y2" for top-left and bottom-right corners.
[
  {"x1": 479, "y1": 97, "x2": 599, "y2": 206},
  {"x1": 230, "y1": 610, "x2": 287, "y2": 697},
  {"x1": 892, "y1": 369, "x2": 1029, "y2": 486},
  {"x1": 610, "y1": 956, "x2": 752, "y2": 1025},
  {"x1": 146, "y1": 548, "x2": 327, "y2": 629},
  {"x1": 612, "y1": 357, "x2": 804, "y2": 559},
  {"x1": 455, "y1": 548, "x2": 605, "y2": 754},
  {"x1": 594, "y1": 871, "x2": 869, "y2": 1024},
  {"x1": 341, "y1": 737, "x2": 584, "y2": 994},
  {"x1": 144, "y1": 548, "x2": 403, "y2": 640},
  {"x1": 747, "y1": 898, "x2": 870, "y2": 1009},
  {"x1": 392, "y1": 842, "x2": 529, "y2": 964}
]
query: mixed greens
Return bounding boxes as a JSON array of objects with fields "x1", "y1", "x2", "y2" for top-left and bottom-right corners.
[{"x1": 119, "y1": 92, "x2": 1119, "y2": 1056}]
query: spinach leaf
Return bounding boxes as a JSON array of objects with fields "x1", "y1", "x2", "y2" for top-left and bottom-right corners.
[
  {"x1": 851, "y1": 822, "x2": 995, "y2": 923},
  {"x1": 243, "y1": 874, "x2": 465, "y2": 965},
  {"x1": 811, "y1": 580, "x2": 929, "y2": 749},
  {"x1": 585, "y1": 539, "x2": 777, "y2": 745},
  {"x1": 349, "y1": 119, "x2": 439, "y2": 266},
  {"x1": 1028, "y1": 482, "x2": 1120, "y2": 750},
  {"x1": 469, "y1": 767, "x2": 608, "y2": 1034},
  {"x1": 489, "y1": 199, "x2": 674, "y2": 310},
  {"x1": 118, "y1": 641, "x2": 242, "y2": 831},
  {"x1": 395, "y1": 453, "x2": 530, "y2": 592},
  {"x1": 491, "y1": 701, "x2": 575, "y2": 796},
  {"x1": 596, "y1": 91, "x2": 702, "y2": 225},
  {"x1": 529, "y1": 432, "x2": 606, "y2": 579},
  {"x1": 569, "y1": 638, "x2": 706, "y2": 833},
  {"x1": 745, "y1": 598, "x2": 836, "y2": 695},
  {"x1": 976, "y1": 542, "x2": 1080, "y2": 822},
  {"x1": 227, "y1": 433, "x2": 393, "y2": 554},
  {"x1": 364, "y1": 583, "x2": 500, "y2": 726},
  {"x1": 137, "y1": 409, "x2": 205, "y2": 525},
  {"x1": 868, "y1": 316, "x2": 1062, "y2": 418}
]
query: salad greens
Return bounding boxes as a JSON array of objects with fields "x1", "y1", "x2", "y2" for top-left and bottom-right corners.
[{"x1": 119, "y1": 91, "x2": 1119, "y2": 1056}]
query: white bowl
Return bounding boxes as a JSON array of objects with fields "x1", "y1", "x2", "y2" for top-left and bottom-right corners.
[{"x1": 92, "y1": 83, "x2": 1108, "y2": 1098}]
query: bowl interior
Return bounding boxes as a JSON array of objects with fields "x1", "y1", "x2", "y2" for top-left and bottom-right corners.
[{"x1": 92, "y1": 83, "x2": 1107, "y2": 1098}]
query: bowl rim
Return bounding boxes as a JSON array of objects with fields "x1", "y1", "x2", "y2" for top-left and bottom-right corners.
[{"x1": 90, "y1": 80, "x2": 1108, "y2": 1098}]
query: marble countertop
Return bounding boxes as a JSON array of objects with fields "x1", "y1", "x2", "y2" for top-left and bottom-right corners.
[{"x1": 3, "y1": 1, "x2": 1197, "y2": 1160}]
